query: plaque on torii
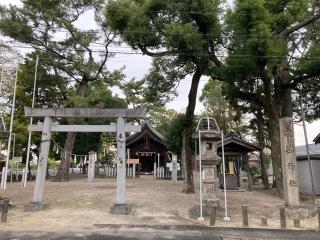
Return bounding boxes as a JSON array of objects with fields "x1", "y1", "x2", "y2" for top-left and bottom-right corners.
[{"x1": 24, "y1": 107, "x2": 146, "y2": 213}]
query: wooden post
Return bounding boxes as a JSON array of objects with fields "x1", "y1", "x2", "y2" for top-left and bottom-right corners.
[
  {"x1": 317, "y1": 207, "x2": 320, "y2": 229},
  {"x1": 242, "y1": 205, "x2": 249, "y2": 227},
  {"x1": 261, "y1": 217, "x2": 267, "y2": 226},
  {"x1": 209, "y1": 205, "x2": 217, "y2": 226},
  {"x1": 294, "y1": 218, "x2": 300, "y2": 228},
  {"x1": 280, "y1": 207, "x2": 286, "y2": 229},
  {"x1": 1, "y1": 198, "x2": 9, "y2": 223}
]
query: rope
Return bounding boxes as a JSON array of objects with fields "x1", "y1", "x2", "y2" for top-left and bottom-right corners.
[{"x1": 51, "y1": 137, "x2": 88, "y2": 158}]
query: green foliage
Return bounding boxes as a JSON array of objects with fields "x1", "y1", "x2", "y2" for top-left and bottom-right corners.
[
  {"x1": 200, "y1": 79, "x2": 250, "y2": 137},
  {"x1": 250, "y1": 164, "x2": 261, "y2": 184},
  {"x1": 156, "y1": 113, "x2": 186, "y2": 156},
  {"x1": 100, "y1": 152, "x2": 115, "y2": 166}
]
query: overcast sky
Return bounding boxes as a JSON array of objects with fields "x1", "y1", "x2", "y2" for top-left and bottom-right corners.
[{"x1": 1, "y1": 0, "x2": 319, "y2": 146}]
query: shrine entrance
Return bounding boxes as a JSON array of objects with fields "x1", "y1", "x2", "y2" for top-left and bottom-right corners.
[
  {"x1": 126, "y1": 121, "x2": 170, "y2": 175},
  {"x1": 23, "y1": 107, "x2": 146, "y2": 214}
]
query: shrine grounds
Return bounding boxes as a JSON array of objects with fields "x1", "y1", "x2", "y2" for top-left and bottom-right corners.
[{"x1": 0, "y1": 175, "x2": 320, "y2": 239}]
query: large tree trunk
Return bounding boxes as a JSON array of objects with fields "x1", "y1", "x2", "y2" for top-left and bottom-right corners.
[
  {"x1": 256, "y1": 108, "x2": 269, "y2": 190},
  {"x1": 181, "y1": 66, "x2": 202, "y2": 193},
  {"x1": 55, "y1": 132, "x2": 76, "y2": 181},
  {"x1": 268, "y1": 115, "x2": 283, "y2": 196},
  {"x1": 55, "y1": 80, "x2": 87, "y2": 181}
]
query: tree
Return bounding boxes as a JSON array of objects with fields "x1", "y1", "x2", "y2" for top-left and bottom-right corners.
[
  {"x1": 200, "y1": 79, "x2": 250, "y2": 137},
  {"x1": 105, "y1": 0, "x2": 224, "y2": 193},
  {"x1": 0, "y1": 0, "x2": 120, "y2": 181},
  {"x1": 220, "y1": 0, "x2": 320, "y2": 195}
]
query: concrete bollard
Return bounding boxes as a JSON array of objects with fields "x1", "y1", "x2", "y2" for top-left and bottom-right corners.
[
  {"x1": 209, "y1": 205, "x2": 217, "y2": 226},
  {"x1": 1, "y1": 198, "x2": 9, "y2": 223},
  {"x1": 280, "y1": 207, "x2": 286, "y2": 229},
  {"x1": 261, "y1": 217, "x2": 267, "y2": 226},
  {"x1": 242, "y1": 205, "x2": 249, "y2": 227},
  {"x1": 294, "y1": 218, "x2": 300, "y2": 228}
]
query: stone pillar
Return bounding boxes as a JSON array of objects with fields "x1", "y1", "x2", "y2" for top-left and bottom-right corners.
[
  {"x1": 133, "y1": 165, "x2": 136, "y2": 179},
  {"x1": 0, "y1": 167, "x2": 5, "y2": 189},
  {"x1": 172, "y1": 156, "x2": 178, "y2": 184},
  {"x1": 25, "y1": 117, "x2": 52, "y2": 210},
  {"x1": 279, "y1": 117, "x2": 300, "y2": 207},
  {"x1": 111, "y1": 117, "x2": 129, "y2": 214},
  {"x1": 153, "y1": 162, "x2": 156, "y2": 179},
  {"x1": 88, "y1": 151, "x2": 96, "y2": 183}
]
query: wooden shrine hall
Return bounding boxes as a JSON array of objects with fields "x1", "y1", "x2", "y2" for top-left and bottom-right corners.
[
  {"x1": 126, "y1": 121, "x2": 170, "y2": 174},
  {"x1": 217, "y1": 135, "x2": 263, "y2": 189}
]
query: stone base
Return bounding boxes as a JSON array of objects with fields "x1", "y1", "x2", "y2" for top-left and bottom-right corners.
[
  {"x1": 110, "y1": 203, "x2": 130, "y2": 215},
  {"x1": 265, "y1": 205, "x2": 318, "y2": 219},
  {"x1": 189, "y1": 199, "x2": 221, "y2": 219},
  {"x1": 24, "y1": 202, "x2": 48, "y2": 212}
]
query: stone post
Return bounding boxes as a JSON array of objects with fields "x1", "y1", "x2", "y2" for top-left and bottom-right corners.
[
  {"x1": 25, "y1": 117, "x2": 52, "y2": 210},
  {"x1": 153, "y1": 162, "x2": 156, "y2": 179},
  {"x1": 279, "y1": 118, "x2": 300, "y2": 207},
  {"x1": 172, "y1": 156, "x2": 178, "y2": 184},
  {"x1": 133, "y1": 165, "x2": 136, "y2": 179},
  {"x1": 0, "y1": 167, "x2": 5, "y2": 189},
  {"x1": 87, "y1": 151, "x2": 96, "y2": 183},
  {"x1": 111, "y1": 117, "x2": 129, "y2": 214}
]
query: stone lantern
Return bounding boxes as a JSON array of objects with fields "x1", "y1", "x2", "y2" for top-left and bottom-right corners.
[{"x1": 192, "y1": 117, "x2": 221, "y2": 218}]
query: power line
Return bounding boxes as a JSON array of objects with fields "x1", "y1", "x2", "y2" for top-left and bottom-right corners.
[
  {"x1": 0, "y1": 26, "x2": 319, "y2": 39},
  {"x1": 5, "y1": 44, "x2": 320, "y2": 60}
]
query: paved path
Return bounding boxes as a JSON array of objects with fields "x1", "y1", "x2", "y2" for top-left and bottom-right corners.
[{"x1": 1, "y1": 225, "x2": 320, "y2": 240}]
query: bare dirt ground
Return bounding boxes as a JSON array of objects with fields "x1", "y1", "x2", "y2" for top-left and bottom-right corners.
[{"x1": 0, "y1": 175, "x2": 319, "y2": 233}]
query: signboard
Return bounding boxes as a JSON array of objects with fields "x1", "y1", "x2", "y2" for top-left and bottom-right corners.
[
  {"x1": 127, "y1": 158, "x2": 139, "y2": 165},
  {"x1": 13, "y1": 157, "x2": 23, "y2": 163}
]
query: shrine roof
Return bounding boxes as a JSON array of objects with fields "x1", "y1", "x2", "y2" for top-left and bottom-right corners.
[
  {"x1": 126, "y1": 121, "x2": 165, "y2": 146},
  {"x1": 217, "y1": 135, "x2": 262, "y2": 153},
  {"x1": 314, "y1": 133, "x2": 320, "y2": 144}
]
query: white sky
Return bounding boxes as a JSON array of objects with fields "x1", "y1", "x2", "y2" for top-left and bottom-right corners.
[{"x1": 1, "y1": 0, "x2": 319, "y2": 146}]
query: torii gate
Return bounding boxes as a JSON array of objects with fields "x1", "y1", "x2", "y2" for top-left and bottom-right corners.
[{"x1": 24, "y1": 107, "x2": 146, "y2": 214}]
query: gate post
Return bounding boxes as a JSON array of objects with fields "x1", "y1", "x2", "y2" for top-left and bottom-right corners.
[
  {"x1": 111, "y1": 117, "x2": 129, "y2": 214},
  {"x1": 25, "y1": 116, "x2": 52, "y2": 210}
]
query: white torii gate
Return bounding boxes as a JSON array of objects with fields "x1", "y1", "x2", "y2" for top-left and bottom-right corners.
[{"x1": 24, "y1": 107, "x2": 146, "y2": 214}]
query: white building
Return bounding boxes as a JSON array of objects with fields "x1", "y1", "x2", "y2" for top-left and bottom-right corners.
[{"x1": 296, "y1": 140, "x2": 320, "y2": 196}]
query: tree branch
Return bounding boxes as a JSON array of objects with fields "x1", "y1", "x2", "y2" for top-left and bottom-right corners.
[{"x1": 279, "y1": 12, "x2": 320, "y2": 37}]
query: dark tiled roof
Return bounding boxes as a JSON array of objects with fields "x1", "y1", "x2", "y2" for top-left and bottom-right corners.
[
  {"x1": 217, "y1": 135, "x2": 262, "y2": 152},
  {"x1": 126, "y1": 121, "x2": 164, "y2": 144},
  {"x1": 296, "y1": 143, "x2": 320, "y2": 157}
]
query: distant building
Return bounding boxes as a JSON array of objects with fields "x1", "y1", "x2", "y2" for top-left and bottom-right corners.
[{"x1": 296, "y1": 143, "x2": 320, "y2": 195}]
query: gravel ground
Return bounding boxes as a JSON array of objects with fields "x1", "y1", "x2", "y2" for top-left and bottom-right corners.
[{"x1": 0, "y1": 175, "x2": 318, "y2": 233}]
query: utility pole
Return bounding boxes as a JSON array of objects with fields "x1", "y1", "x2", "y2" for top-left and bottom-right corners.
[
  {"x1": 23, "y1": 56, "x2": 39, "y2": 187},
  {"x1": 300, "y1": 94, "x2": 316, "y2": 201},
  {"x1": 2, "y1": 63, "x2": 19, "y2": 190}
]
